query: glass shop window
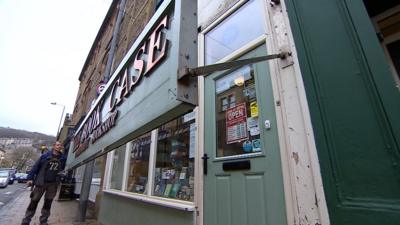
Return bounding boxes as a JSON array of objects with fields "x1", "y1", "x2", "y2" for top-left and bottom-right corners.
[
  {"x1": 153, "y1": 113, "x2": 196, "y2": 201},
  {"x1": 126, "y1": 132, "x2": 152, "y2": 194},
  {"x1": 215, "y1": 66, "x2": 261, "y2": 157},
  {"x1": 204, "y1": 0, "x2": 265, "y2": 65},
  {"x1": 106, "y1": 111, "x2": 197, "y2": 203},
  {"x1": 110, "y1": 144, "x2": 127, "y2": 190}
]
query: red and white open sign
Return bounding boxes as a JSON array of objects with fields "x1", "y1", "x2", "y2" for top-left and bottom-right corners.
[{"x1": 226, "y1": 103, "x2": 248, "y2": 144}]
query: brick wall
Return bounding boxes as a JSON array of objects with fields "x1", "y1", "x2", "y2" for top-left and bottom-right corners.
[{"x1": 71, "y1": 0, "x2": 157, "y2": 127}]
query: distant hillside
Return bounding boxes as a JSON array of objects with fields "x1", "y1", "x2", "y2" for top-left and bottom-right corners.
[{"x1": 0, "y1": 127, "x2": 55, "y2": 144}]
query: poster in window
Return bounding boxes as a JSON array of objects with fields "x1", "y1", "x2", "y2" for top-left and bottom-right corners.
[
  {"x1": 226, "y1": 102, "x2": 248, "y2": 144},
  {"x1": 250, "y1": 101, "x2": 258, "y2": 117}
]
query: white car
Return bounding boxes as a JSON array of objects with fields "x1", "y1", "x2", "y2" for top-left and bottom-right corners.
[{"x1": 0, "y1": 171, "x2": 10, "y2": 188}]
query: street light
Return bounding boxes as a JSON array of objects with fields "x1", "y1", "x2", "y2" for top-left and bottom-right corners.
[{"x1": 51, "y1": 102, "x2": 66, "y2": 138}]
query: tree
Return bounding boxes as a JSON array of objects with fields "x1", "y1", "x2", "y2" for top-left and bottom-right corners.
[{"x1": 2, "y1": 147, "x2": 40, "y2": 172}]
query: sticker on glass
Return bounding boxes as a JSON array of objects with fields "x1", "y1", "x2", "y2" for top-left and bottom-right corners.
[
  {"x1": 250, "y1": 101, "x2": 258, "y2": 117},
  {"x1": 242, "y1": 140, "x2": 253, "y2": 152},
  {"x1": 252, "y1": 139, "x2": 261, "y2": 152}
]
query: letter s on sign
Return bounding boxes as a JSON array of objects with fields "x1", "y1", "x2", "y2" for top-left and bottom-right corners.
[{"x1": 130, "y1": 44, "x2": 146, "y2": 91}]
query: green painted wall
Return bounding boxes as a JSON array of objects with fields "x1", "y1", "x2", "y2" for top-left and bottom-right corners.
[
  {"x1": 99, "y1": 192, "x2": 194, "y2": 225},
  {"x1": 284, "y1": 0, "x2": 400, "y2": 224}
]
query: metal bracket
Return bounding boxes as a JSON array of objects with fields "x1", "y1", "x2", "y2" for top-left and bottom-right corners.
[{"x1": 178, "y1": 51, "x2": 291, "y2": 79}]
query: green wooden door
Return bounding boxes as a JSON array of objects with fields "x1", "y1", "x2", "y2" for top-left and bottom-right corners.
[
  {"x1": 285, "y1": 0, "x2": 400, "y2": 224},
  {"x1": 203, "y1": 45, "x2": 287, "y2": 225}
]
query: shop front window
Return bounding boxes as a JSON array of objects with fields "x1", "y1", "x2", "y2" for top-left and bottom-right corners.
[
  {"x1": 215, "y1": 66, "x2": 261, "y2": 157},
  {"x1": 106, "y1": 111, "x2": 196, "y2": 203},
  {"x1": 153, "y1": 113, "x2": 196, "y2": 201},
  {"x1": 126, "y1": 132, "x2": 151, "y2": 194},
  {"x1": 110, "y1": 144, "x2": 127, "y2": 190}
]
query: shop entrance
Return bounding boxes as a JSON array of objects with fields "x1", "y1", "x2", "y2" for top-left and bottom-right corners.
[{"x1": 203, "y1": 45, "x2": 287, "y2": 225}]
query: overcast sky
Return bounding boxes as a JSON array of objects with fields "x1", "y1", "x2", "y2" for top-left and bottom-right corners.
[{"x1": 0, "y1": 0, "x2": 112, "y2": 136}]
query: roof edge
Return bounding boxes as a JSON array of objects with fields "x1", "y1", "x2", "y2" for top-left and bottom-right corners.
[{"x1": 78, "y1": 0, "x2": 120, "y2": 81}]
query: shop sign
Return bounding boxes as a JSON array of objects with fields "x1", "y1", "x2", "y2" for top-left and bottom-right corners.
[
  {"x1": 73, "y1": 15, "x2": 170, "y2": 156},
  {"x1": 226, "y1": 103, "x2": 248, "y2": 144},
  {"x1": 69, "y1": 0, "x2": 197, "y2": 164}
]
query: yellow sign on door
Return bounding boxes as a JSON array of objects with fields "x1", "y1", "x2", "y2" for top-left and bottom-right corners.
[{"x1": 250, "y1": 101, "x2": 258, "y2": 117}]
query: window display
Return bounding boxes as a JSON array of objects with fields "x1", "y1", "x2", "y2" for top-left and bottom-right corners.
[
  {"x1": 110, "y1": 144, "x2": 127, "y2": 190},
  {"x1": 215, "y1": 66, "x2": 262, "y2": 157},
  {"x1": 153, "y1": 114, "x2": 195, "y2": 201},
  {"x1": 126, "y1": 133, "x2": 151, "y2": 194},
  {"x1": 106, "y1": 111, "x2": 196, "y2": 203}
]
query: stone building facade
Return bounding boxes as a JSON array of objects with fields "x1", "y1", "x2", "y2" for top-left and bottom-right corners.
[{"x1": 71, "y1": 0, "x2": 161, "y2": 127}]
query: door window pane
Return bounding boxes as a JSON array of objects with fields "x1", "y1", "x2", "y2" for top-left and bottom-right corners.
[
  {"x1": 215, "y1": 66, "x2": 261, "y2": 157},
  {"x1": 126, "y1": 132, "x2": 152, "y2": 194},
  {"x1": 204, "y1": 0, "x2": 265, "y2": 65},
  {"x1": 110, "y1": 144, "x2": 127, "y2": 190},
  {"x1": 153, "y1": 112, "x2": 196, "y2": 201}
]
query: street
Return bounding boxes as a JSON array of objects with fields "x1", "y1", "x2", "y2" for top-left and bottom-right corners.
[{"x1": 0, "y1": 182, "x2": 28, "y2": 211}]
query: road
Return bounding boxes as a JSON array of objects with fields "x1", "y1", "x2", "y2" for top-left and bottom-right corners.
[{"x1": 0, "y1": 182, "x2": 28, "y2": 211}]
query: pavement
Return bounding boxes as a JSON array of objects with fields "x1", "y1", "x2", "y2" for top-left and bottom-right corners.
[{"x1": 0, "y1": 186, "x2": 99, "y2": 225}]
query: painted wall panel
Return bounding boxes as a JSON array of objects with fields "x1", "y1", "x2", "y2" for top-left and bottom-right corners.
[
  {"x1": 285, "y1": 0, "x2": 400, "y2": 224},
  {"x1": 99, "y1": 192, "x2": 194, "y2": 225}
]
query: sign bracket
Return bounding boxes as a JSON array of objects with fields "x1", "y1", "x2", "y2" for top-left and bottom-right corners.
[{"x1": 178, "y1": 51, "x2": 291, "y2": 79}]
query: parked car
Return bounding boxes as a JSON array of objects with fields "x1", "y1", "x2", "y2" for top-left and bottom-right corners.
[
  {"x1": 0, "y1": 171, "x2": 10, "y2": 188},
  {"x1": 16, "y1": 173, "x2": 28, "y2": 183},
  {"x1": 0, "y1": 168, "x2": 16, "y2": 184}
]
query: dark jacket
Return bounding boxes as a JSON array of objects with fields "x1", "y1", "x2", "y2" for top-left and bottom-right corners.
[{"x1": 27, "y1": 150, "x2": 66, "y2": 185}]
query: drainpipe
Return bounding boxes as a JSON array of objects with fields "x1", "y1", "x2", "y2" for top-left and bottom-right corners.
[
  {"x1": 103, "y1": 0, "x2": 127, "y2": 83},
  {"x1": 77, "y1": 0, "x2": 127, "y2": 222},
  {"x1": 78, "y1": 160, "x2": 95, "y2": 222}
]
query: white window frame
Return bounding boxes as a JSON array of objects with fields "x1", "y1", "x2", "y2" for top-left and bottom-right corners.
[
  {"x1": 202, "y1": 0, "x2": 269, "y2": 66},
  {"x1": 103, "y1": 109, "x2": 199, "y2": 211}
]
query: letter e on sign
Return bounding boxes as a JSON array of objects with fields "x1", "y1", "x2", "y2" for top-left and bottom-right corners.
[{"x1": 146, "y1": 15, "x2": 169, "y2": 74}]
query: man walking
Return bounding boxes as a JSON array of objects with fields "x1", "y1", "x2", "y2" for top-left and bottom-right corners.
[{"x1": 21, "y1": 141, "x2": 66, "y2": 225}]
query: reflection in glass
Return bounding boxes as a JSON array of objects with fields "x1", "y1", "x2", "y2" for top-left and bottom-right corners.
[
  {"x1": 110, "y1": 144, "x2": 127, "y2": 190},
  {"x1": 215, "y1": 66, "x2": 262, "y2": 157},
  {"x1": 153, "y1": 112, "x2": 196, "y2": 201},
  {"x1": 127, "y1": 133, "x2": 151, "y2": 194},
  {"x1": 205, "y1": 0, "x2": 265, "y2": 65}
]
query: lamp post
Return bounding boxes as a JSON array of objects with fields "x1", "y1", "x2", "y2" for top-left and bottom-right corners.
[{"x1": 51, "y1": 102, "x2": 65, "y2": 138}]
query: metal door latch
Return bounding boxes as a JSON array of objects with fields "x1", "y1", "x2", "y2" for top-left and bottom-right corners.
[{"x1": 202, "y1": 153, "x2": 209, "y2": 175}]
